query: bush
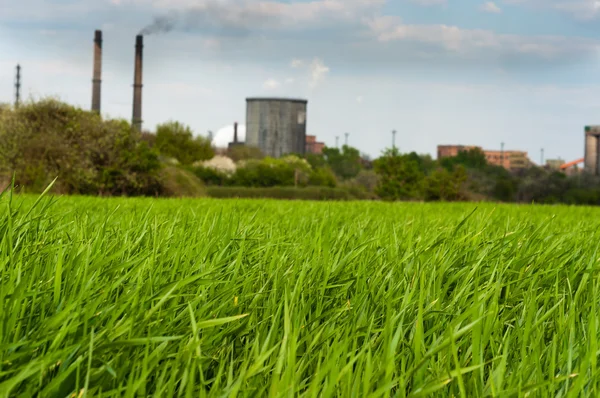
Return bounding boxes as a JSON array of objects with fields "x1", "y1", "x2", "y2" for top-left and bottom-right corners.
[
  {"x1": 308, "y1": 167, "x2": 337, "y2": 187},
  {"x1": 158, "y1": 166, "x2": 205, "y2": 197},
  {"x1": 231, "y1": 156, "x2": 312, "y2": 187},
  {"x1": 190, "y1": 165, "x2": 229, "y2": 186},
  {"x1": 227, "y1": 145, "x2": 264, "y2": 162},
  {"x1": 155, "y1": 121, "x2": 214, "y2": 165},
  {"x1": 346, "y1": 170, "x2": 380, "y2": 193},
  {"x1": 373, "y1": 148, "x2": 424, "y2": 201},
  {"x1": 0, "y1": 98, "x2": 163, "y2": 196},
  {"x1": 205, "y1": 186, "x2": 375, "y2": 201},
  {"x1": 423, "y1": 166, "x2": 468, "y2": 201}
]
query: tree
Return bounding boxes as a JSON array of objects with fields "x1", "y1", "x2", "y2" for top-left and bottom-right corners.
[
  {"x1": 373, "y1": 148, "x2": 424, "y2": 201},
  {"x1": 441, "y1": 147, "x2": 488, "y2": 171},
  {"x1": 322, "y1": 145, "x2": 363, "y2": 180},
  {"x1": 308, "y1": 167, "x2": 337, "y2": 187},
  {"x1": 155, "y1": 121, "x2": 214, "y2": 165},
  {"x1": 424, "y1": 166, "x2": 467, "y2": 201}
]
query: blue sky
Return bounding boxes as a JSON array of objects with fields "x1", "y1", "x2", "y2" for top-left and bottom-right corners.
[{"x1": 2, "y1": 0, "x2": 600, "y2": 161}]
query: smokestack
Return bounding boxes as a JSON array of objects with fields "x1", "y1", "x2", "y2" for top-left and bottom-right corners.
[
  {"x1": 233, "y1": 122, "x2": 238, "y2": 143},
  {"x1": 91, "y1": 30, "x2": 102, "y2": 114},
  {"x1": 132, "y1": 35, "x2": 143, "y2": 131}
]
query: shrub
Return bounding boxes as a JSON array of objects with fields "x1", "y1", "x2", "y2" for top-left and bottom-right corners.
[
  {"x1": 231, "y1": 156, "x2": 312, "y2": 187},
  {"x1": 373, "y1": 148, "x2": 424, "y2": 201},
  {"x1": 423, "y1": 166, "x2": 468, "y2": 201},
  {"x1": 205, "y1": 186, "x2": 375, "y2": 201},
  {"x1": 155, "y1": 121, "x2": 214, "y2": 165},
  {"x1": 190, "y1": 165, "x2": 230, "y2": 186},
  {"x1": 0, "y1": 98, "x2": 163, "y2": 196},
  {"x1": 308, "y1": 167, "x2": 337, "y2": 187}
]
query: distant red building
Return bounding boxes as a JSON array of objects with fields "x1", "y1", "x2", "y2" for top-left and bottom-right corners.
[
  {"x1": 306, "y1": 135, "x2": 325, "y2": 154},
  {"x1": 437, "y1": 145, "x2": 531, "y2": 170}
]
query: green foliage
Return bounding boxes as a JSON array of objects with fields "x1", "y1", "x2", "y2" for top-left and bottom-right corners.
[
  {"x1": 373, "y1": 148, "x2": 425, "y2": 200},
  {"x1": 0, "y1": 98, "x2": 162, "y2": 196},
  {"x1": 305, "y1": 153, "x2": 327, "y2": 169},
  {"x1": 190, "y1": 165, "x2": 230, "y2": 186},
  {"x1": 155, "y1": 121, "x2": 214, "y2": 165},
  {"x1": 227, "y1": 145, "x2": 264, "y2": 162},
  {"x1": 231, "y1": 156, "x2": 312, "y2": 187},
  {"x1": 158, "y1": 166, "x2": 206, "y2": 197},
  {"x1": 206, "y1": 186, "x2": 373, "y2": 200},
  {"x1": 441, "y1": 147, "x2": 488, "y2": 171},
  {"x1": 308, "y1": 167, "x2": 337, "y2": 188},
  {"x1": 322, "y1": 145, "x2": 363, "y2": 180},
  {"x1": 424, "y1": 165, "x2": 468, "y2": 201}
]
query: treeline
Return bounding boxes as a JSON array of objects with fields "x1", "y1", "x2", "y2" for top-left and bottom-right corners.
[{"x1": 1, "y1": 99, "x2": 598, "y2": 204}]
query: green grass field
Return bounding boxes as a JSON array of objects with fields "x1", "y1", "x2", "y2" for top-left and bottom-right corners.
[{"x1": 1, "y1": 191, "x2": 599, "y2": 396}]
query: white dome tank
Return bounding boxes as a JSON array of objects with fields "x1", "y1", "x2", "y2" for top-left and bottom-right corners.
[{"x1": 212, "y1": 124, "x2": 246, "y2": 148}]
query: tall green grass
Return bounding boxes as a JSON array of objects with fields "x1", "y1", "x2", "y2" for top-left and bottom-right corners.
[{"x1": 1, "y1": 192, "x2": 600, "y2": 396}]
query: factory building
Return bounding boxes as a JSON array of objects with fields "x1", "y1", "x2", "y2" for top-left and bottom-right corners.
[
  {"x1": 245, "y1": 97, "x2": 308, "y2": 158},
  {"x1": 483, "y1": 150, "x2": 530, "y2": 170},
  {"x1": 584, "y1": 125, "x2": 600, "y2": 175},
  {"x1": 437, "y1": 145, "x2": 479, "y2": 159},
  {"x1": 437, "y1": 145, "x2": 531, "y2": 170},
  {"x1": 306, "y1": 135, "x2": 325, "y2": 155}
]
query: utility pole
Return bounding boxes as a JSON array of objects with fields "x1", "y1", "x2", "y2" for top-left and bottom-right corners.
[
  {"x1": 392, "y1": 130, "x2": 397, "y2": 150},
  {"x1": 344, "y1": 132, "x2": 349, "y2": 147},
  {"x1": 501, "y1": 142, "x2": 505, "y2": 168},
  {"x1": 540, "y1": 148, "x2": 544, "y2": 166},
  {"x1": 335, "y1": 136, "x2": 339, "y2": 148},
  {"x1": 14, "y1": 64, "x2": 21, "y2": 108}
]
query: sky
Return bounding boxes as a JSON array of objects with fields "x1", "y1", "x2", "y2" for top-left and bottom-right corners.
[{"x1": 2, "y1": 0, "x2": 600, "y2": 161}]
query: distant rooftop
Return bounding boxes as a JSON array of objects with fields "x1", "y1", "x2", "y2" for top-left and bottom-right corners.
[{"x1": 246, "y1": 97, "x2": 308, "y2": 104}]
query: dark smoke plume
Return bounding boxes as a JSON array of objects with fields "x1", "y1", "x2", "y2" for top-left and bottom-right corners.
[
  {"x1": 139, "y1": 12, "x2": 178, "y2": 35},
  {"x1": 138, "y1": 2, "x2": 276, "y2": 37}
]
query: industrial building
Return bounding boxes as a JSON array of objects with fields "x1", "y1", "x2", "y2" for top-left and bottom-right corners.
[
  {"x1": 546, "y1": 159, "x2": 565, "y2": 170},
  {"x1": 245, "y1": 97, "x2": 308, "y2": 158},
  {"x1": 584, "y1": 125, "x2": 600, "y2": 175},
  {"x1": 484, "y1": 150, "x2": 530, "y2": 169},
  {"x1": 91, "y1": 30, "x2": 102, "y2": 114},
  {"x1": 437, "y1": 145, "x2": 531, "y2": 170},
  {"x1": 305, "y1": 135, "x2": 325, "y2": 155},
  {"x1": 132, "y1": 35, "x2": 144, "y2": 131},
  {"x1": 89, "y1": 30, "x2": 144, "y2": 131},
  {"x1": 437, "y1": 145, "x2": 479, "y2": 159},
  {"x1": 228, "y1": 122, "x2": 244, "y2": 150}
]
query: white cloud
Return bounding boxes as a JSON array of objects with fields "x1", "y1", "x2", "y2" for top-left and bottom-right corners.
[
  {"x1": 263, "y1": 78, "x2": 281, "y2": 89},
  {"x1": 408, "y1": 0, "x2": 447, "y2": 5},
  {"x1": 286, "y1": 57, "x2": 330, "y2": 88},
  {"x1": 356, "y1": 95, "x2": 364, "y2": 103},
  {"x1": 365, "y1": 16, "x2": 599, "y2": 58},
  {"x1": 480, "y1": 2, "x2": 501, "y2": 13},
  {"x1": 308, "y1": 58, "x2": 330, "y2": 89},
  {"x1": 290, "y1": 58, "x2": 304, "y2": 68},
  {"x1": 504, "y1": 0, "x2": 600, "y2": 20},
  {"x1": 202, "y1": 38, "x2": 220, "y2": 49}
]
